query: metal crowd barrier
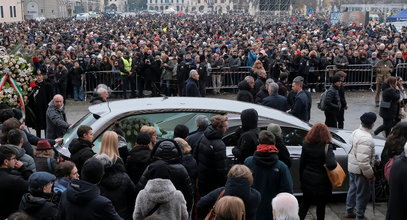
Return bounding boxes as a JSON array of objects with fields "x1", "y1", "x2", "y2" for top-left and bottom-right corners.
[
  {"x1": 83, "y1": 70, "x2": 121, "y2": 96},
  {"x1": 325, "y1": 64, "x2": 374, "y2": 90},
  {"x1": 396, "y1": 63, "x2": 407, "y2": 83},
  {"x1": 206, "y1": 67, "x2": 252, "y2": 90}
]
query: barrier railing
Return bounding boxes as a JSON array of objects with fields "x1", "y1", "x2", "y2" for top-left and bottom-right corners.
[
  {"x1": 325, "y1": 64, "x2": 374, "y2": 90},
  {"x1": 206, "y1": 67, "x2": 252, "y2": 90},
  {"x1": 396, "y1": 63, "x2": 407, "y2": 83},
  {"x1": 83, "y1": 70, "x2": 121, "y2": 96}
]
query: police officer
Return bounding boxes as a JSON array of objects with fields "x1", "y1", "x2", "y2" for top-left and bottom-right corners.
[
  {"x1": 374, "y1": 52, "x2": 393, "y2": 107},
  {"x1": 118, "y1": 51, "x2": 136, "y2": 99}
]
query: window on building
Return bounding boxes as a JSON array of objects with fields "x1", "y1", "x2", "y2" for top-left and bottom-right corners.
[
  {"x1": 177, "y1": 0, "x2": 179, "y2": 3},
  {"x1": 0, "y1": 6, "x2": 3, "y2": 18},
  {"x1": 198, "y1": 0, "x2": 200, "y2": 3},
  {"x1": 13, "y1": 6, "x2": 16, "y2": 17},
  {"x1": 9, "y1": 6, "x2": 12, "y2": 17}
]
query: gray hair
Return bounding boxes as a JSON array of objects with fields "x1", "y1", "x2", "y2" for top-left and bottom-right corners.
[
  {"x1": 195, "y1": 115, "x2": 209, "y2": 129},
  {"x1": 266, "y1": 78, "x2": 274, "y2": 84},
  {"x1": 272, "y1": 193, "x2": 300, "y2": 220},
  {"x1": 97, "y1": 87, "x2": 108, "y2": 95},
  {"x1": 244, "y1": 76, "x2": 254, "y2": 82},
  {"x1": 189, "y1": 70, "x2": 198, "y2": 78},
  {"x1": 268, "y1": 82, "x2": 279, "y2": 94}
]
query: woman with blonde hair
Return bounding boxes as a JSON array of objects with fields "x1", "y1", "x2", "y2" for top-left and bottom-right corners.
[
  {"x1": 98, "y1": 131, "x2": 121, "y2": 164},
  {"x1": 213, "y1": 196, "x2": 246, "y2": 220},
  {"x1": 96, "y1": 130, "x2": 136, "y2": 220},
  {"x1": 250, "y1": 60, "x2": 265, "y2": 79},
  {"x1": 197, "y1": 164, "x2": 260, "y2": 220}
]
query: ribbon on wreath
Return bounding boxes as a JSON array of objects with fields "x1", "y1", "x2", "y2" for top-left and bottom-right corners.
[{"x1": 0, "y1": 74, "x2": 26, "y2": 112}]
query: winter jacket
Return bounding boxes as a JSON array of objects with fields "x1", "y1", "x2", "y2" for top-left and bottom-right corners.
[
  {"x1": 197, "y1": 178, "x2": 261, "y2": 220},
  {"x1": 255, "y1": 88, "x2": 269, "y2": 104},
  {"x1": 299, "y1": 142, "x2": 337, "y2": 197},
  {"x1": 34, "y1": 157, "x2": 58, "y2": 174},
  {"x1": 0, "y1": 168, "x2": 29, "y2": 219},
  {"x1": 244, "y1": 149, "x2": 293, "y2": 220},
  {"x1": 126, "y1": 145, "x2": 151, "y2": 185},
  {"x1": 254, "y1": 77, "x2": 266, "y2": 97},
  {"x1": 99, "y1": 156, "x2": 136, "y2": 220},
  {"x1": 348, "y1": 125, "x2": 375, "y2": 179},
  {"x1": 9, "y1": 145, "x2": 36, "y2": 172},
  {"x1": 275, "y1": 136, "x2": 291, "y2": 168},
  {"x1": 196, "y1": 125, "x2": 227, "y2": 196},
  {"x1": 19, "y1": 193, "x2": 58, "y2": 220},
  {"x1": 379, "y1": 84, "x2": 400, "y2": 120},
  {"x1": 233, "y1": 109, "x2": 259, "y2": 164},
  {"x1": 325, "y1": 85, "x2": 341, "y2": 111},
  {"x1": 68, "y1": 138, "x2": 95, "y2": 173},
  {"x1": 182, "y1": 153, "x2": 198, "y2": 191},
  {"x1": 45, "y1": 101, "x2": 70, "y2": 139},
  {"x1": 133, "y1": 178, "x2": 188, "y2": 220},
  {"x1": 237, "y1": 80, "x2": 254, "y2": 103},
  {"x1": 136, "y1": 140, "x2": 193, "y2": 212},
  {"x1": 261, "y1": 93, "x2": 289, "y2": 112},
  {"x1": 187, "y1": 127, "x2": 206, "y2": 153},
  {"x1": 54, "y1": 177, "x2": 70, "y2": 193},
  {"x1": 118, "y1": 135, "x2": 129, "y2": 164},
  {"x1": 333, "y1": 55, "x2": 349, "y2": 68},
  {"x1": 183, "y1": 78, "x2": 201, "y2": 97},
  {"x1": 289, "y1": 90, "x2": 309, "y2": 121},
  {"x1": 56, "y1": 179, "x2": 122, "y2": 220},
  {"x1": 387, "y1": 154, "x2": 407, "y2": 220}
]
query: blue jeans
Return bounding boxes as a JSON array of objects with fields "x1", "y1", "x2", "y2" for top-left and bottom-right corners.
[
  {"x1": 73, "y1": 85, "x2": 83, "y2": 101},
  {"x1": 346, "y1": 173, "x2": 371, "y2": 218}
]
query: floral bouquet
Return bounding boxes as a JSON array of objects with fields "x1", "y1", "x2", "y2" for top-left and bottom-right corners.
[{"x1": 0, "y1": 55, "x2": 34, "y2": 110}]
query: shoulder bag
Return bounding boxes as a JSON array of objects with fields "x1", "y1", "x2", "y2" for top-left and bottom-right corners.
[
  {"x1": 205, "y1": 190, "x2": 225, "y2": 220},
  {"x1": 324, "y1": 144, "x2": 346, "y2": 188}
]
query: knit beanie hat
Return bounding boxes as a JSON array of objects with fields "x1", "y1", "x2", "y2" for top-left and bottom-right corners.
[{"x1": 81, "y1": 157, "x2": 104, "y2": 184}]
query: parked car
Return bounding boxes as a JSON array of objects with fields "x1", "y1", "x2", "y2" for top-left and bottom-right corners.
[
  {"x1": 75, "y1": 13, "x2": 90, "y2": 21},
  {"x1": 56, "y1": 97, "x2": 386, "y2": 198}
]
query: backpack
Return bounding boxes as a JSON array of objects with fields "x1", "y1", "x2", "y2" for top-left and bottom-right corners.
[
  {"x1": 384, "y1": 155, "x2": 397, "y2": 183},
  {"x1": 317, "y1": 90, "x2": 328, "y2": 111}
]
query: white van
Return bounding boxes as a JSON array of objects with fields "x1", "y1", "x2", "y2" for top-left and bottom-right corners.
[{"x1": 75, "y1": 13, "x2": 90, "y2": 21}]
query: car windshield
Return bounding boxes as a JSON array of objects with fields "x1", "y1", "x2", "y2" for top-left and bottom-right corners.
[{"x1": 63, "y1": 113, "x2": 98, "y2": 145}]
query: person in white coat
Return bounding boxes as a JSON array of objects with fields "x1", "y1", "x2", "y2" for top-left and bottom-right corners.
[
  {"x1": 345, "y1": 112, "x2": 377, "y2": 220},
  {"x1": 133, "y1": 163, "x2": 188, "y2": 220}
]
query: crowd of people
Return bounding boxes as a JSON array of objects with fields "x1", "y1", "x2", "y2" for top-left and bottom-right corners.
[{"x1": 0, "y1": 12, "x2": 407, "y2": 220}]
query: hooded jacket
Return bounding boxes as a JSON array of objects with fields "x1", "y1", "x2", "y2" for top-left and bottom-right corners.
[
  {"x1": 133, "y1": 178, "x2": 188, "y2": 220},
  {"x1": 348, "y1": 125, "x2": 375, "y2": 179},
  {"x1": 136, "y1": 140, "x2": 193, "y2": 212},
  {"x1": 197, "y1": 177, "x2": 261, "y2": 220},
  {"x1": 45, "y1": 101, "x2": 70, "y2": 139},
  {"x1": 56, "y1": 179, "x2": 122, "y2": 220},
  {"x1": 98, "y1": 155, "x2": 136, "y2": 220},
  {"x1": 196, "y1": 125, "x2": 227, "y2": 196},
  {"x1": 244, "y1": 148, "x2": 293, "y2": 220},
  {"x1": 68, "y1": 138, "x2": 95, "y2": 173},
  {"x1": 237, "y1": 80, "x2": 254, "y2": 103},
  {"x1": 9, "y1": 145, "x2": 36, "y2": 172},
  {"x1": 233, "y1": 109, "x2": 259, "y2": 164},
  {"x1": 19, "y1": 192, "x2": 58, "y2": 220}
]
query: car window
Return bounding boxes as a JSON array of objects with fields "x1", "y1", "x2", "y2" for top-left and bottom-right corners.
[
  {"x1": 281, "y1": 127, "x2": 308, "y2": 146},
  {"x1": 92, "y1": 112, "x2": 217, "y2": 153}
]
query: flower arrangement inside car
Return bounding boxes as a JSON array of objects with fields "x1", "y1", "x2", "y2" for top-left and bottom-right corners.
[
  {"x1": 119, "y1": 117, "x2": 168, "y2": 147},
  {"x1": 0, "y1": 54, "x2": 33, "y2": 110}
]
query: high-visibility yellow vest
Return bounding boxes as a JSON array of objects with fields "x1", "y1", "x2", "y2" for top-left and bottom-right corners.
[{"x1": 120, "y1": 57, "x2": 132, "y2": 75}]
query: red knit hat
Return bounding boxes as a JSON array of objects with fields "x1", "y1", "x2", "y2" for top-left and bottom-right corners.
[
  {"x1": 36, "y1": 140, "x2": 52, "y2": 150},
  {"x1": 256, "y1": 144, "x2": 279, "y2": 153}
]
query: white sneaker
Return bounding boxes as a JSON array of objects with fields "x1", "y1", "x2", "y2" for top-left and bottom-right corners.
[{"x1": 312, "y1": 88, "x2": 316, "y2": 93}]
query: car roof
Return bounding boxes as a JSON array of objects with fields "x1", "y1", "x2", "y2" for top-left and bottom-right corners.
[{"x1": 88, "y1": 97, "x2": 310, "y2": 129}]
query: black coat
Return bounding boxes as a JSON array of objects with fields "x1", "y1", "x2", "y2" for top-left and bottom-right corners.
[
  {"x1": 136, "y1": 141, "x2": 194, "y2": 212},
  {"x1": 187, "y1": 128, "x2": 206, "y2": 153},
  {"x1": 197, "y1": 178, "x2": 261, "y2": 220},
  {"x1": 196, "y1": 126, "x2": 227, "y2": 196},
  {"x1": 289, "y1": 90, "x2": 309, "y2": 122},
  {"x1": 26, "y1": 81, "x2": 54, "y2": 131},
  {"x1": 183, "y1": 78, "x2": 201, "y2": 97},
  {"x1": 99, "y1": 161, "x2": 136, "y2": 220},
  {"x1": 70, "y1": 66, "x2": 84, "y2": 86},
  {"x1": 126, "y1": 145, "x2": 151, "y2": 185},
  {"x1": 233, "y1": 109, "x2": 259, "y2": 164},
  {"x1": 261, "y1": 93, "x2": 289, "y2": 112},
  {"x1": 0, "y1": 168, "x2": 28, "y2": 219},
  {"x1": 255, "y1": 88, "x2": 269, "y2": 104},
  {"x1": 19, "y1": 193, "x2": 58, "y2": 220},
  {"x1": 182, "y1": 153, "x2": 198, "y2": 189},
  {"x1": 379, "y1": 85, "x2": 400, "y2": 120},
  {"x1": 275, "y1": 136, "x2": 292, "y2": 168},
  {"x1": 56, "y1": 179, "x2": 122, "y2": 220},
  {"x1": 68, "y1": 138, "x2": 95, "y2": 173},
  {"x1": 34, "y1": 157, "x2": 58, "y2": 174},
  {"x1": 299, "y1": 142, "x2": 337, "y2": 197},
  {"x1": 237, "y1": 80, "x2": 254, "y2": 103},
  {"x1": 254, "y1": 77, "x2": 266, "y2": 97},
  {"x1": 387, "y1": 154, "x2": 407, "y2": 220},
  {"x1": 325, "y1": 85, "x2": 341, "y2": 111}
]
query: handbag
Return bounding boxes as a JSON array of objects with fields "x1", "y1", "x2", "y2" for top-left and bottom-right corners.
[
  {"x1": 204, "y1": 190, "x2": 225, "y2": 220},
  {"x1": 379, "y1": 101, "x2": 391, "y2": 109},
  {"x1": 324, "y1": 144, "x2": 346, "y2": 188}
]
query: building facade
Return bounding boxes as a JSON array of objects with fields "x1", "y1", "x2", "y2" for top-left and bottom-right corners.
[
  {"x1": 0, "y1": 0, "x2": 24, "y2": 22},
  {"x1": 102, "y1": 0, "x2": 128, "y2": 12}
]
